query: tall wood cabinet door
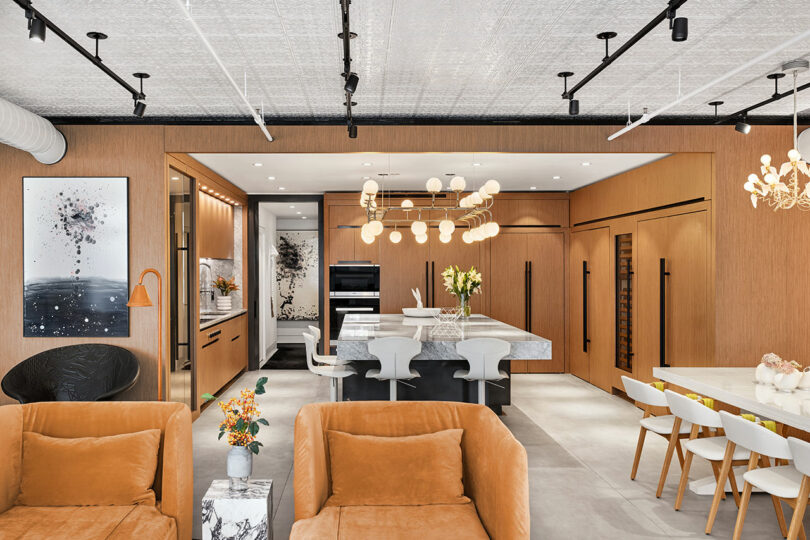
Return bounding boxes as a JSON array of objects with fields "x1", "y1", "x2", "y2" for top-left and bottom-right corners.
[
  {"x1": 198, "y1": 191, "x2": 233, "y2": 259},
  {"x1": 569, "y1": 231, "x2": 590, "y2": 382},
  {"x1": 428, "y1": 230, "x2": 483, "y2": 311},
  {"x1": 329, "y1": 228, "x2": 356, "y2": 265},
  {"x1": 380, "y1": 232, "x2": 429, "y2": 314},
  {"x1": 586, "y1": 229, "x2": 612, "y2": 392},
  {"x1": 354, "y1": 231, "x2": 380, "y2": 264},
  {"x1": 528, "y1": 232, "x2": 566, "y2": 373},
  {"x1": 489, "y1": 234, "x2": 528, "y2": 372},
  {"x1": 637, "y1": 211, "x2": 709, "y2": 381}
]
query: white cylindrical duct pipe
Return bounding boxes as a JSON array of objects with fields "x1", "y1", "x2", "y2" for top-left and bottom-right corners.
[{"x1": 0, "y1": 96, "x2": 66, "y2": 164}]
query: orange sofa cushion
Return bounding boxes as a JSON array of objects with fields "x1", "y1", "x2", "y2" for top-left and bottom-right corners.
[
  {"x1": 325, "y1": 428, "x2": 469, "y2": 506},
  {"x1": 291, "y1": 502, "x2": 489, "y2": 539},
  {"x1": 0, "y1": 505, "x2": 177, "y2": 540},
  {"x1": 17, "y1": 429, "x2": 161, "y2": 507}
]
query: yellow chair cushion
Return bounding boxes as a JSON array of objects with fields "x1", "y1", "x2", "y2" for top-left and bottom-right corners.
[
  {"x1": 17, "y1": 429, "x2": 161, "y2": 507},
  {"x1": 325, "y1": 428, "x2": 470, "y2": 506}
]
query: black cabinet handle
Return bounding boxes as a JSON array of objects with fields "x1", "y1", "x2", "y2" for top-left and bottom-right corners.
[
  {"x1": 528, "y1": 261, "x2": 532, "y2": 331},
  {"x1": 524, "y1": 261, "x2": 529, "y2": 331},
  {"x1": 431, "y1": 261, "x2": 435, "y2": 308},
  {"x1": 208, "y1": 329, "x2": 221, "y2": 339},
  {"x1": 425, "y1": 261, "x2": 430, "y2": 307},
  {"x1": 202, "y1": 338, "x2": 219, "y2": 349},
  {"x1": 659, "y1": 258, "x2": 671, "y2": 367},
  {"x1": 583, "y1": 260, "x2": 591, "y2": 353},
  {"x1": 231, "y1": 335, "x2": 240, "y2": 342}
]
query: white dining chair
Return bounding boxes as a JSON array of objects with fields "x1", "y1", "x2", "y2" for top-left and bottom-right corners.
[
  {"x1": 786, "y1": 437, "x2": 810, "y2": 540},
  {"x1": 454, "y1": 338, "x2": 510, "y2": 405},
  {"x1": 306, "y1": 325, "x2": 353, "y2": 366},
  {"x1": 303, "y1": 332, "x2": 356, "y2": 402},
  {"x1": 621, "y1": 376, "x2": 692, "y2": 498},
  {"x1": 719, "y1": 410, "x2": 799, "y2": 540},
  {"x1": 366, "y1": 337, "x2": 421, "y2": 401},
  {"x1": 664, "y1": 390, "x2": 749, "y2": 534}
]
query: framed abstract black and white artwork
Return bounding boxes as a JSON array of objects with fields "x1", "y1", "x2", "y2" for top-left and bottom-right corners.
[
  {"x1": 23, "y1": 177, "x2": 129, "y2": 337},
  {"x1": 276, "y1": 230, "x2": 319, "y2": 321}
]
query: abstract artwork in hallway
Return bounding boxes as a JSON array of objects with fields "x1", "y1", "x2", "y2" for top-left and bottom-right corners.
[
  {"x1": 23, "y1": 177, "x2": 129, "y2": 337},
  {"x1": 276, "y1": 230, "x2": 318, "y2": 320}
]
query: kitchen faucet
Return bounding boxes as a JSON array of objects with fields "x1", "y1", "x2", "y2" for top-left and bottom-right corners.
[{"x1": 199, "y1": 262, "x2": 214, "y2": 310}]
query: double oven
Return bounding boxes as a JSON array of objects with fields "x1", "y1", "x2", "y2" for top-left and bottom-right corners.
[{"x1": 329, "y1": 264, "x2": 380, "y2": 343}]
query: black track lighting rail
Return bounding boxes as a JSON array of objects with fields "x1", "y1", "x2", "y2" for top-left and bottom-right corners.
[
  {"x1": 339, "y1": 0, "x2": 358, "y2": 138},
  {"x1": 561, "y1": 0, "x2": 687, "y2": 101},
  {"x1": 12, "y1": 0, "x2": 145, "y2": 103},
  {"x1": 714, "y1": 81, "x2": 810, "y2": 125}
]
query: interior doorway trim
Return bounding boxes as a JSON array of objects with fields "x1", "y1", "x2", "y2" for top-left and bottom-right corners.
[{"x1": 247, "y1": 195, "x2": 325, "y2": 370}]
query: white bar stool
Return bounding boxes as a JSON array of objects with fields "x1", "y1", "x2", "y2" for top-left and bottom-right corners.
[
  {"x1": 664, "y1": 390, "x2": 749, "y2": 534},
  {"x1": 621, "y1": 376, "x2": 691, "y2": 498},
  {"x1": 786, "y1": 437, "x2": 810, "y2": 540},
  {"x1": 719, "y1": 410, "x2": 799, "y2": 540},
  {"x1": 306, "y1": 325, "x2": 352, "y2": 366},
  {"x1": 454, "y1": 338, "x2": 510, "y2": 405},
  {"x1": 366, "y1": 337, "x2": 421, "y2": 401},
  {"x1": 303, "y1": 332, "x2": 356, "y2": 402}
]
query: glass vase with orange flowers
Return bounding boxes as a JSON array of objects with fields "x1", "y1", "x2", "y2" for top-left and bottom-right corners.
[
  {"x1": 202, "y1": 377, "x2": 268, "y2": 490},
  {"x1": 213, "y1": 275, "x2": 239, "y2": 312}
]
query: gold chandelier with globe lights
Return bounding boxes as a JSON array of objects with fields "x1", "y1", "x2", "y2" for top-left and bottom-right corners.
[
  {"x1": 743, "y1": 60, "x2": 810, "y2": 211},
  {"x1": 358, "y1": 176, "x2": 501, "y2": 245}
]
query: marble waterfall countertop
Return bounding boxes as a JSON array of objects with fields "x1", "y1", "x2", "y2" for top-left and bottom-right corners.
[
  {"x1": 337, "y1": 314, "x2": 551, "y2": 360},
  {"x1": 200, "y1": 308, "x2": 247, "y2": 330}
]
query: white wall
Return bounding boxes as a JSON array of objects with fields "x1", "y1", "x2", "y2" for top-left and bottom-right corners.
[{"x1": 258, "y1": 205, "x2": 278, "y2": 364}]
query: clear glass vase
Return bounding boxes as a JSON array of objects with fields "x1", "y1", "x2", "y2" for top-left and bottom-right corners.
[{"x1": 458, "y1": 293, "x2": 471, "y2": 319}]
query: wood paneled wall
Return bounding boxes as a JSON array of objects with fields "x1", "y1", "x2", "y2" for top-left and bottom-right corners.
[{"x1": 0, "y1": 123, "x2": 806, "y2": 404}]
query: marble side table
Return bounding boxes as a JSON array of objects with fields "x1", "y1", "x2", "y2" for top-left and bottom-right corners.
[{"x1": 201, "y1": 479, "x2": 273, "y2": 540}]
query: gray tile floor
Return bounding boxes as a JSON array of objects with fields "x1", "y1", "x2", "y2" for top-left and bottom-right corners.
[{"x1": 193, "y1": 371, "x2": 804, "y2": 539}]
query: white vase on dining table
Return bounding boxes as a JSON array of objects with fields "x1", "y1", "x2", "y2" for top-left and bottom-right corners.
[
  {"x1": 798, "y1": 368, "x2": 810, "y2": 391},
  {"x1": 755, "y1": 363, "x2": 777, "y2": 385},
  {"x1": 774, "y1": 370, "x2": 802, "y2": 393}
]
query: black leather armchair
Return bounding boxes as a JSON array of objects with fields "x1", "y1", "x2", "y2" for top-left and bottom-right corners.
[{"x1": 2, "y1": 344, "x2": 140, "y2": 403}]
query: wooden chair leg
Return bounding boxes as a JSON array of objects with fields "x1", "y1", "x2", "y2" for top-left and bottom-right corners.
[
  {"x1": 706, "y1": 441, "x2": 736, "y2": 535},
  {"x1": 733, "y1": 481, "x2": 754, "y2": 540},
  {"x1": 788, "y1": 478, "x2": 810, "y2": 540},
  {"x1": 656, "y1": 418, "x2": 682, "y2": 498},
  {"x1": 728, "y1": 463, "x2": 742, "y2": 507},
  {"x1": 712, "y1": 461, "x2": 727, "y2": 500},
  {"x1": 631, "y1": 426, "x2": 647, "y2": 480},
  {"x1": 675, "y1": 438, "x2": 685, "y2": 469},
  {"x1": 762, "y1": 456, "x2": 789, "y2": 537},
  {"x1": 675, "y1": 450, "x2": 694, "y2": 510}
]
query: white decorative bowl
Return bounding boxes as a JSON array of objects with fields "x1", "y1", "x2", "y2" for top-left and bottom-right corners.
[{"x1": 402, "y1": 307, "x2": 441, "y2": 318}]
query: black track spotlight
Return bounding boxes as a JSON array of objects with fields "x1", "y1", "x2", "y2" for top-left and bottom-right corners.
[
  {"x1": 132, "y1": 72, "x2": 149, "y2": 117},
  {"x1": 348, "y1": 123, "x2": 358, "y2": 139},
  {"x1": 133, "y1": 100, "x2": 146, "y2": 117},
  {"x1": 735, "y1": 115, "x2": 751, "y2": 135},
  {"x1": 28, "y1": 16, "x2": 46, "y2": 43},
  {"x1": 568, "y1": 98, "x2": 579, "y2": 116},
  {"x1": 344, "y1": 72, "x2": 359, "y2": 94},
  {"x1": 671, "y1": 17, "x2": 688, "y2": 42}
]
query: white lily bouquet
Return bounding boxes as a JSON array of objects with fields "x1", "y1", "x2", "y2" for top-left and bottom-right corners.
[{"x1": 441, "y1": 265, "x2": 482, "y2": 317}]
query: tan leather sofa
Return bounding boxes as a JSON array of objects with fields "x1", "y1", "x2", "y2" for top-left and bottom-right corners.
[
  {"x1": 0, "y1": 401, "x2": 192, "y2": 539},
  {"x1": 291, "y1": 401, "x2": 530, "y2": 539}
]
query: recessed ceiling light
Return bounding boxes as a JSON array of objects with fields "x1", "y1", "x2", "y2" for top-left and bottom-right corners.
[
  {"x1": 214, "y1": 192, "x2": 220, "y2": 196},
  {"x1": 296, "y1": 211, "x2": 301, "y2": 215},
  {"x1": 289, "y1": 205, "x2": 295, "y2": 209},
  {"x1": 208, "y1": 188, "x2": 214, "y2": 193},
  {"x1": 279, "y1": 187, "x2": 286, "y2": 191},
  {"x1": 253, "y1": 162, "x2": 263, "y2": 167},
  {"x1": 301, "y1": 216, "x2": 307, "y2": 219},
  {"x1": 201, "y1": 184, "x2": 207, "y2": 189},
  {"x1": 362, "y1": 176, "x2": 370, "y2": 180},
  {"x1": 581, "y1": 162, "x2": 591, "y2": 167},
  {"x1": 362, "y1": 162, "x2": 372, "y2": 167},
  {"x1": 171, "y1": 176, "x2": 180, "y2": 180},
  {"x1": 530, "y1": 186, "x2": 537, "y2": 190},
  {"x1": 234, "y1": 203, "x2": 240, "y2": 206},
  {"x1": 472, "y1": 163, "x2": 481, "y2": 167},
  {"x1": 267, "y1": 176, "x2": 276, "y2": 180},
  {"x1": 552, "y1": 176, "x2": 561, "y2": 180}
]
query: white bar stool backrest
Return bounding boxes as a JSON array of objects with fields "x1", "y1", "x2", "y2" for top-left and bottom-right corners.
[
  {"x1": 664, "y1": 389, "x2": 721, "y2": 428},
  {"x1": 621, "y1": 376, "x2": 668, "y2": 408},
  {"x1": 302, "y1": 332, "x2": 318, "y2": 372},
  {"x1": 719, "y1": 410, "x2": 791, "y2": 459},
  {"x1": 307, "y1": 325, "x2": 321, "y2": 342},
  {"x1": 368, "y1": 337, "x2": 421, "y2": 380},
  {"x1": 788, "y1": 437, "x2": 810, "y2": 476},
  {"x1": 455, "y1": 338, "x2": 511, "y2": 380}
]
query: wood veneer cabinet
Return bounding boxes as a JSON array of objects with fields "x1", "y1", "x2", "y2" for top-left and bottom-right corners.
[
  {"x1": 197, "y1": 314, "x2": 248, "y2": 398},
  {"x1": 636, "y1": 210, "x2": 710, "y2": 380},
  {"x1": 198, "y1": 191, "x2": 234, "y2": 259},
  {"x1": 490, "y1": 232, "x2": 565, "y2": 373},
  {"x1": 569, "y1": 227, "x2": 612, "y2": 391}
]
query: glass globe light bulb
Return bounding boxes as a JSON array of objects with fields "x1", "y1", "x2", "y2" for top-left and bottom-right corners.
[
  {"x1": 471, "y1": 227, "x2": 485, "y2": 241},
  {"x1": 462, "y1": 231, "x2": 473, "y2": 244},
  {"x1": 389, "y1": 230, "x2": 402, "y2": 244},
  {"x1": 439, "y1": 232, "x2": 452, "y2": 244},
  {"x1": 415, "y1": 234, "x2": 428, "y2": 244},
  {"x1": 744, "y1": 181, "x2": 756, "y2": 193},
  {"x1": 411, "y1": 220, "x2": 427, "y2": 236},
  {"x1": 401, "y1": 199, "x2": 414, "y2": 209},
  {"x1": 459, "y1": 196, "x2": 472, "y2": 208},
  {"x1": 360, "y1": 223, "x2": 371, "y2": 236},
  {"x1": 764, "y1": 173, "x2": 777, "y2": 185},
  {"x1": 359, "y1": 195, "x2": 369, "y2": 207},
  {"x1": 485, "y1": 222, "x2": 500, "y2": 237},
  {"x1": 478, "y1": 186, "x2": 492, "y2": 200},
  {"x1": 438, "y1": 219, "x2": 455, "y2": 234},
  {"x1": 369, "y1": 220, "x2": 384, "y2": 236},
  {"x1": 470, "y1": 192, "x2": 483, "y2": 205},
  {"x1": 761, "y1": 154, "x2": 771, "y2": 167},
  {"x1": 788, "y1": 149, "x2": 801, "y2": 163},
  {"x1": 361, "y1": 232, "x2": 375, "y2": 245},
  {"x1": 450, "y1": 176, "x2": 466, "y2": 192},
  {"x1": 362, "y1": 180, "x2": 379, "y2": 195},
  {"x1": 484, "y1": 179, "x2": 501, "y2": 195},
  {"x1": 426, "y1": 177, "x2": 442, "y2": 193},
  {"x1": 747, "y1": 174, "x2": 758, "y2": 182}
]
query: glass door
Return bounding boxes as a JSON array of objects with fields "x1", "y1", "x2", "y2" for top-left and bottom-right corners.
[{"x1": 169, "y1": 168, "x2": 193, "y2": 408}]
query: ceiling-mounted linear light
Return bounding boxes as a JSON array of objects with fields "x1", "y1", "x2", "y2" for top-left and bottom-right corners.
[
  {"x1": 173, "y1": 0, "x2": 273, "y2": 142},
  {"x1": 608, "y1": 27, "x2": 810, "y2": 141},
  {"x1": 559, "y1": 1, "x2": 688, "y2": 115},
  {"x1": 14, "y1": 0, "x2": 148, "y2": 116}
]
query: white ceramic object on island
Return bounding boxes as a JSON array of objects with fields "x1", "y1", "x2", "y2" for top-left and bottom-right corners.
[
  {"x1": 755, "y1": 383, "x2": 776, "y2": 405},
  {"x1": 755, "y1": 363, "x2": 778, "y2": 385},
  {"x1": 226, "y1": 446, "x2": 252, "y2": 491},
  {"x1": 217, "y1": 295, "x2": 233, "y2": 312},
  {"x1": 774, "y1": 370, "x2": 802, "y2": 393},
  {"x1": 798, "y1": 368, "x2": 810, "y2": 391},
  {"x1": 402, "y1": 307, "x2": 440, "y2": 318}
]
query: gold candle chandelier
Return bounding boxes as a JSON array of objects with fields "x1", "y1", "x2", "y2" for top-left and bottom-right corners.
[
  {"x1": 744, "y1": 60, "x2": 810, "y2": 210},
  {"x1": 359, "y1": 176, "x2": 501, "y2": 245}
]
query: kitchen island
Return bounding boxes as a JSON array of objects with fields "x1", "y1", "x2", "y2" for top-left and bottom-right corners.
[{"x1": 337, "y1": 314, "x2": 551, "y2": 411}]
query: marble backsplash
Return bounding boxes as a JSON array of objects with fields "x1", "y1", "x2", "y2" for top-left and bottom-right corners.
[{"x1": 200, "y1": 206, "x2": 243, "y2": 311}]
